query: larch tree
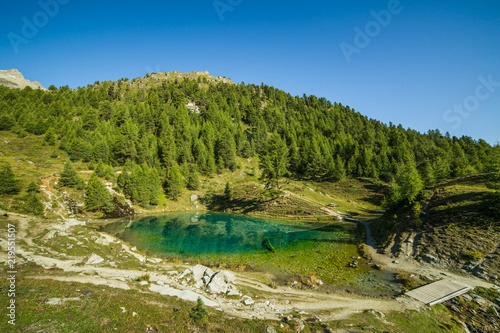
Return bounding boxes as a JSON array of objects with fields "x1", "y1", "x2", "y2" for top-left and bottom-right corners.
[
  {"x1": 0, "y1": 164, "x2": 21, "y2": 195},
  {"x1": 259, "y1": 133, "x2": 288, "y2": 189},
  {"x1": 85, "y1": 172, "x2": 114, "y2": 213}
]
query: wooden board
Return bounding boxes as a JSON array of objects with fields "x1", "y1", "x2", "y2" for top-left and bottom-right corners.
[{"x1": 405, "y1": 279, "x2": 472, "y2": 305}]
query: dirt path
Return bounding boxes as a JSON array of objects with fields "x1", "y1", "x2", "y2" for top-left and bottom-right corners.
[{"x1": 284, "y1": 190, "x2": 343, "y2": 218}]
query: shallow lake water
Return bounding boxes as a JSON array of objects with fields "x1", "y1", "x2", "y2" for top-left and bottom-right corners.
[
  {"x1": 100, "y1": 212, "x2": 402, "y2": 296},
  {"x1": 102, "y1": 212, "x2": 351, "y2": 255}
]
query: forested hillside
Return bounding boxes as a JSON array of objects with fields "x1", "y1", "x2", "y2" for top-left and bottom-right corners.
[{"x1": 0, "y1": 71, "x2": 499, "y2": 210}]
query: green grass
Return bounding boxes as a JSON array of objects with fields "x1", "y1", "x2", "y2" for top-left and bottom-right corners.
[
  {"x1": 0, "y1": 272, "x2": 278, "y2": 333},
  {"x1": 333, "y1": 305, "x2": 463, "y2": 333}
]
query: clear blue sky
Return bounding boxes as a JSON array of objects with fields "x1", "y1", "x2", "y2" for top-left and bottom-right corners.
[{"x1": 1, "y1": 0, "x2": 499, "y2": 144}]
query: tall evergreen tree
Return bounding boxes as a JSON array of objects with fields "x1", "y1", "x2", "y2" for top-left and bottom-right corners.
[
  {"x1": 187, "y1": 169, "x2": 200, "y2": 190},
  {"x1": 0, "y1": 164, "x2": 21, "y2": 195},
  {"x1": 85, "y1": 172, "x2": 114, "y2": 213},
  {"x1": 224, "y1": 182, "x2": 233, "y2": 200},
  {"x1": 24, "y1": 192, "x2": 44, "y2": 215},
  {"x1": 59, "y1": 162, "x2": 83, "y2": 189},
  {"x1": 259, "y1": 133, "x2": 288, "y2": 188},
  {"x1": 165, "y1": 165, "x2": 184, "y2": 200}
]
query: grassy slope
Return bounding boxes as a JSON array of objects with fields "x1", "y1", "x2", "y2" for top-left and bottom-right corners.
[
  {"x1": 372, "y1": 173, "x2": 500, "y2": 278},
  {"x1": 0, "y1": 131, "x2": 383, "y2": 221}
]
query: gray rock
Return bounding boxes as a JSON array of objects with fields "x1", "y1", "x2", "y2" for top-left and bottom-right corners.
[
  {"x1": 202, "y1": 276, "x2": 211, "y2": 286},
  {"x1": 0, "y1": 209, "x2": 7, "y2": 216},
  {"x1": 149, "y1": 284, "x2": 218, "y2": 307},
  {"x1": 86, "y1": 253, "x2": 104, "y2": 265},
  {"x1": 140, "y1": 281, "x2": 149, "y2": 286},
  {"x1": 242, "y1": 296, "x2": 255, "y2": 305},
  {"x1": 266, "y1": 325, "x2": 277, "y2": 333},
  {"x1": 204, "y1": 268, "x2": 215, "y2": 278},
  {"x1": 206, "y1": 275, "x2": 228, "y2": 294},
  {"x1": 290, "y1": 318, "x2": 305, "y2": 332},
  {"x1": 190, "y1": 194, "x2": 200, "y2": 202},
  {"x1": 178, "y1": 268, "x2": 192, "y2": 279},
  {"x1": 227, "y1": 285, "x2": 240, "y2": 296},
  {"x1": 216, "y1": 270, "x2": 236, "y2": 283},
  {"x1": 422, "y1": 254, "x2": 438, "y2": 263},
  {"x1": 45, "y1": 297, "x2": 80, "y2": 305},
  {"x1": 0, "y1": 69, "x2": 47, "y2": 90},
  {"x1": 192, "y1": 264, "x2": 209, "y2": 281},
  {"x1": 95, "y1": 237, "x2": 109, "y2": 246}
]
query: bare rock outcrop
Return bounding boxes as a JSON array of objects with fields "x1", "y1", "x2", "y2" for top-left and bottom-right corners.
[{"x1": 0, "y1": 69, "x2": 47, "y2": 91}]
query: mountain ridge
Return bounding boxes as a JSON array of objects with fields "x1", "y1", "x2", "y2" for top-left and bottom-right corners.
[{"x1": 0, "y1": 69, "x2": 47, "y2": 91}]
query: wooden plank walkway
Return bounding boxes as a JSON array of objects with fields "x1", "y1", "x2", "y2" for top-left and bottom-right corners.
[{"x1": 405, "y1": 279, "x2": 472, "y2": 305}]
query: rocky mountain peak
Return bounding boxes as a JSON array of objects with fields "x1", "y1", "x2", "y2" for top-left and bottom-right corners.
[{"x1": 0, "y1": 69, "x2": 47, "y2": 91}]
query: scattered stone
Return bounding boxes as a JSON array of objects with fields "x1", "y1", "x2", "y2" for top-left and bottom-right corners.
[
  {"x1": 470, "y1": 294, "x2": 489, "y2": 307},
  {"x1": 146, "y1": 258, "x2": 162, "y2": 264},
  {"x1": 0, "y1": 209, "x2": 7, "y2": 217},
  {"x1": 290, "y1": 318, "x2": 305, "y2": 332},
  {"x1": 46, "y1": 298, "x2": 80, "y2": 305},
  {"x1": 242, "y1": 296, "x2": 255, "y2": 305},
  {"x1": 266, "y1": 325, "x2": 277, "y2": 333},
  {"x1": 149, "y1": 284, "x2": 217, "y2": 307},
  {"x1": 461, "y1": 294, "x2": 473, "y2": 302},
  {"x1": 140, "y1": 281, "x2": 149, "y2": 286},
  {"x1": 120, "y1": 307, "x2": 127, "y2": 313},
  {"x1": 132, "y1": 312, "x2": 138, "y2": 317},
  {"x1": 190, "y1": 194, "x2": 200, "y2": 202},
  {"x1": 82, "y1": 290, "x2": 92, "y2": 297},
  {"x1": 327, "y1": 203, "x2": 338, "y2": 207},
  {"x1": 86, "y1": 253, "x2": 105, "y2": 265},
  {"x1": 178, "y1": 268, "x2": 191, "y2": 279},
  {"x1": 304, "y1": 316, "x2": 321, "y2": 322},
  {"x1": 227, "y1": 285, "x2": 240, "y2": 296},
  {"x1": 422, "y1": 254, "x2": 438, "y2": 263},
  {"x1": 95, "y1": 237, "x2": 109, "y2": 246}
]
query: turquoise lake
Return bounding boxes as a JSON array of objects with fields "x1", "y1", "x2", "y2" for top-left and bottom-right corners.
[
  {"x1": 100, "y1": 212, "x2": 353, "y2": 256},
  {"x1": 100, "y1": 212, "x2": 402, "y2": 295}
]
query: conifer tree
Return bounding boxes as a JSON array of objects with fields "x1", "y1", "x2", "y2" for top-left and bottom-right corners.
[
  {"x1": 334, "y1": 155, "x2": 346, "y2": 181},
  {"x1": 224, "y1": 182, "x2": 233, "y2": 200},
  {"x1": 187, "y1": 170, "x2": 200, "y2": 190},
  {"x1": 165, "y1": 165, "x2": 184, "y2": 200},
  {"x1": 24, "y1": 192, "x2": 44, "y2": 215},
  {"x1": 0, "y1": 164, "x2": 21, "y2": 195},
  {"x1": 259, "y1": 133, "x2": 288, "y2": 188},
  {"x1": 26, "y1": 181, "x2": 40, "y2": 193},
  {"x1": 85, "y1": 172, "x2": 114, "y2": 213},
  {"x1": 59, "y1": 161, "x2": 83, "y2": 189}
]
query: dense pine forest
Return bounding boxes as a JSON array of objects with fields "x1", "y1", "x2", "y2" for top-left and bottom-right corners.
[{"x1": 1, "y1": 72, "x2": 499, "y2": 209}]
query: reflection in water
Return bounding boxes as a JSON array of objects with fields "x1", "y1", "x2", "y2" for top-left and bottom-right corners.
[{"x1": 102, "y1": 212, "x2": 350, "y2": 257}]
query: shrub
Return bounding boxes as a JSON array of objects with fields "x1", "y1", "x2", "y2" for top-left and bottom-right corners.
[
  {"x1": 463, "y1": 250, "x2": 483, "y2": 261},
  {"x1": 190, "y1": 297, "x2": 207, "y2": 323}
]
